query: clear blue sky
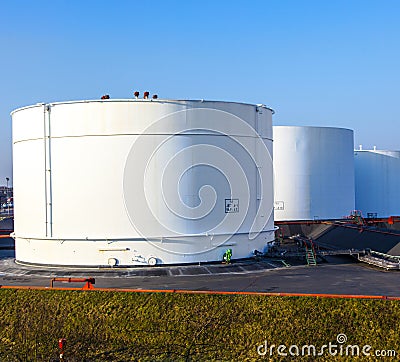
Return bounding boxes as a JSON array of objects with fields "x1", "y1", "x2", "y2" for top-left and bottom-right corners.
[{"x1": 1, "y1": 0, "x2": 400, "y2": 185}]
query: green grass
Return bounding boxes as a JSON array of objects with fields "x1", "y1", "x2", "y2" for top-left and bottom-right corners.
[{"x1": 0, "y1": 289, "x2": 398, "y2": 361}]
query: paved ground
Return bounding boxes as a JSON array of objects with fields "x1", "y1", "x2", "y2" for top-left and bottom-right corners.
[{"x1": 0, "y1": 247, "x2": 399, "y2": 296}]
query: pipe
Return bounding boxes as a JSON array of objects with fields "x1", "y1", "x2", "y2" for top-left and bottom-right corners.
[{"x1": 43, "y1": 104, "x2": 53, "y2": 237}]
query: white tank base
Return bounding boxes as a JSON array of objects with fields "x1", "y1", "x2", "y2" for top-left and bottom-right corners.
[{"x1": 14, "y1": 231, "x2": 275, "y2": 267}]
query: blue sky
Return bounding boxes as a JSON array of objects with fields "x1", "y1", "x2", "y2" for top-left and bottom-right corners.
[{"x1": 1, "y1": 0, "x2": 400, "y2": 185}]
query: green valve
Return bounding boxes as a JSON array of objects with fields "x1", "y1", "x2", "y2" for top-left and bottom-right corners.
[{"x1": 223, "y1": 249, "x2": 232, "y2": 264}]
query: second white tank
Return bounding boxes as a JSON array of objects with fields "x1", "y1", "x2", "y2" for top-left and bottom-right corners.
[{"x1": 273, "y1": 126, "x2": 355, "y2": 221}]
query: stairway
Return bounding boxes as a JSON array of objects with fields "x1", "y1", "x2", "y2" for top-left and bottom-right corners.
[{"x1": 305, "y1": 244, "x2": 317, "y2": 266}]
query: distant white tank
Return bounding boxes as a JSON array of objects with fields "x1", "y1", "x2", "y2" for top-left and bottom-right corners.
[
  {"x1": 11, "y1": 99, "x2": 275, "y2": 266},
  {"x1": 354, "y1": 149, "x2": 400, "y2": 218},
  {"x1": 273, "y1": 126, "x2": 355, "y2": 221}
]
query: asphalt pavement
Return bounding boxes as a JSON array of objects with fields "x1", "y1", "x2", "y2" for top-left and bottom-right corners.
[{"x1": 0, "y1": 248, "x2": 399, "y2": 296}]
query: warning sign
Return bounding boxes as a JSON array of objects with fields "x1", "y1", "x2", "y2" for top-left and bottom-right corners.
[{"x1": 225, "y1": 199, "x2": 239, "y2": 213}]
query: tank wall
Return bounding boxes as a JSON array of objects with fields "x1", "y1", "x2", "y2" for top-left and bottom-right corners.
[
  {"x1": 273, "y1": 126, "x2": 355, "y2": 221},
  {"x1": 12, "y1": 100, "x2": 274, "y2": 266},
  {"x1": 12, "y1": 138, "x2": 46, "y2": 238},
  {"x1": 354, "y1": 150, "x2": 400, "y2": 217}
]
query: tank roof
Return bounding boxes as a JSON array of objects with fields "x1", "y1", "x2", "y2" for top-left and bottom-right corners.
[{"x1": 11, "y1": 99, "x2": 275, "y2": 116}]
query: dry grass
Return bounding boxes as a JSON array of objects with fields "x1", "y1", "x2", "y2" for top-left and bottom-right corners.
[{"x1": 0, "y1": 289, "x2": 398, "y2": 361}]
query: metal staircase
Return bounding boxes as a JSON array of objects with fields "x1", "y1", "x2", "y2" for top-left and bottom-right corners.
[{"x1": 305, "y1": 241, "x2": 317, "y2": 266}]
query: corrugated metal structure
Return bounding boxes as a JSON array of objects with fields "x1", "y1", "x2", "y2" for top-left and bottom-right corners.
[
  {"x1": 11, "y1": 99, "x2": 275, "y2": 266},
  {"x1": 273, "y1": 126, "x2": 355, "y2": 221},
  {"x1": 354, "y1": 149, "x2": 400, "y2": 218}
]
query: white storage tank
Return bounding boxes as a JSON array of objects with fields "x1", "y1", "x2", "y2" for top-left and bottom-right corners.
[
  {"x1": 273, "y1": 126, "x2": 355, "y2": 221},
  {"x1": 11, "y1": 99, "x2": 275, "y2": 266},
  {"x1": 354, "y1": 149, "x2": 400, "y2": 218}
]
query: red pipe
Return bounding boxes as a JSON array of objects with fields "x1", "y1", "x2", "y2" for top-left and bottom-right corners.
[
  {"x1": 326, "y1": 222, "x2": 400, "y2": 236},
  {"x1": 50, "y1": 277, "x2": 95, "y2": 289}
]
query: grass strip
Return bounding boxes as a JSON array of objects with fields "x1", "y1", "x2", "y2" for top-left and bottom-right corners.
[{"x1": 0, "y1": 289, "x2": 398, "y2": 361}]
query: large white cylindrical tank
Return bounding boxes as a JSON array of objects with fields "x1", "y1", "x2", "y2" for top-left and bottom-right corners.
[
  {"x1": 354, "y1": 149, "x2": 400, "y2": 218},
  {"x1": 12, "y1": 99, "x2": 275, "y2": 266},
  {"x1": 273, "y1": 126, "x2": 355, "y2": 221}
]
